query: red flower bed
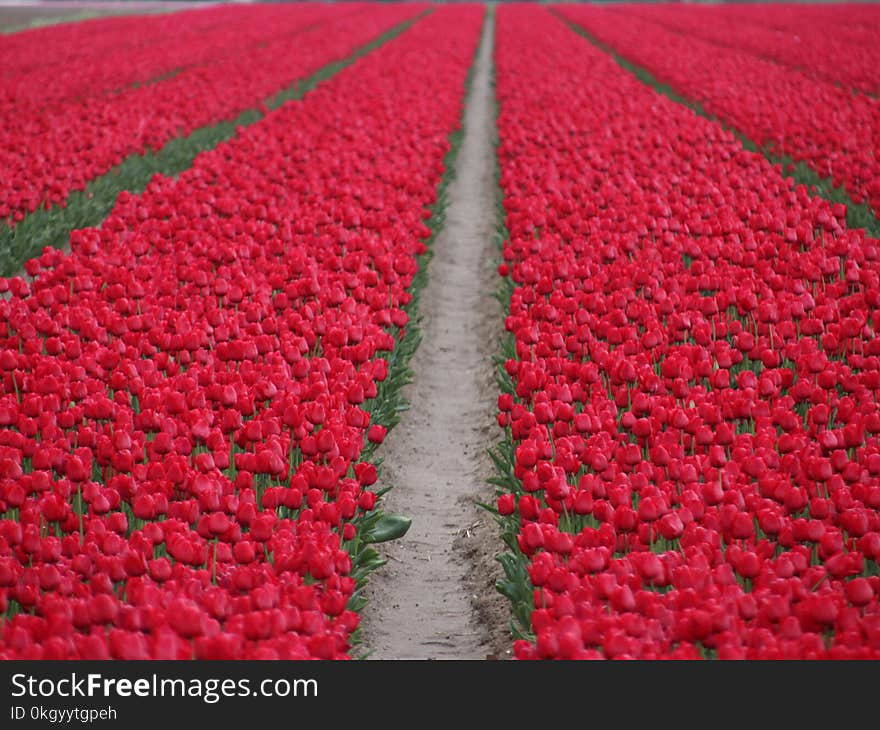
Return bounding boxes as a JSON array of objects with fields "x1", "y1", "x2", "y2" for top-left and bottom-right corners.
[
  {"x1": 601, "y1": 3, "x2": 880, "y2": 96},
  {"x1": 0, "y1": 4, "x2": 483, "y2": 659},
  {"x1": 717, "y1": 2, "x2": 880, "y2": 46},
  {"x1": 493, "y1": 5, "x2": 880, "y2": 660},
  {"x1": 0, "y1": 3, "x2": 423, "y2": 225},
  {"x1": 556, "y1": 5, "x2": 880, "y2": 218},
  {"x1": 0, "y1": 4, "x2": 343, "y2": 113}
]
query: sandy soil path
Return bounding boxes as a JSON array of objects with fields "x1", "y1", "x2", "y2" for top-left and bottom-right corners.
[{"x1": 361, "y1": 11, "x2": 510, "y2": 660}]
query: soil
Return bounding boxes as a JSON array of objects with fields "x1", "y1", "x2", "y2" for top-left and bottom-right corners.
[{"x1": 361, "y1": 12, "x2": 512, "y2": 660}]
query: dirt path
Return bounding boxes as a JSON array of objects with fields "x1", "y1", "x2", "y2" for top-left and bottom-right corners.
[{"x1": 361, "y1": 12, "x2": 510, "y2": 660}]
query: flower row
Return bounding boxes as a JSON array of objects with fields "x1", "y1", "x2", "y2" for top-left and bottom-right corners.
[
  {"x1": 0, "y1": 4, "x2": 483, "y2": 659},
  {"x1": 1, "y1": 4, "x2": 343, "y2": 115},
  {"x1": 716, "y1": 3, "x2": 880, "y2": 45},
  {"x1": 493, "y1": 5, "x2": 880, "y2": 660},
  {"x1": 555, "y1": 5, "x2": 880, "y2": 218},
  {"x1": 604, "y1": 3, "x2": 880, "y2": 95},
  {"x1": 0, "y1": 4, "x2": 422, "y2": 226}
]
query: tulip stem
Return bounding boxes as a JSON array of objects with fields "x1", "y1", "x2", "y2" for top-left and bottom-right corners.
[
  {"x1": 77, "y1": 484, "x2": 84, "y2": 542},
  {"x1": 211, "y1": 538, "x2": 218, "y2": 586}
]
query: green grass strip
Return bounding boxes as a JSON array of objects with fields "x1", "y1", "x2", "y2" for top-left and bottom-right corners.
[
  {"x1": 555, "y1": 10, "x2": 880, "y2": 239},
  {"x1": 0, "y1": 11, "x2": 426, "y2": 277}
]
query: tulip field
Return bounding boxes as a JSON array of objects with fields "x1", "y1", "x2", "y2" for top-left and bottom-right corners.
[
  {"x1": 1, "y1": 1, "x2": 880, "y2": 661},
  {"x1": 0, "y1": 2, "x2": 481, "y2": 659}
]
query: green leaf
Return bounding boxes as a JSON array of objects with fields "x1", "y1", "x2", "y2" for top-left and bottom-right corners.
[{"x1": 365, "y1": 513, "x2": 412, "y2": 543}]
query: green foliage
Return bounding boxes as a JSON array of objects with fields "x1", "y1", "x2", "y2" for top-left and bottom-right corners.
[{"x1": 364, "y1": 514, "x2": 412, "y2": 544}]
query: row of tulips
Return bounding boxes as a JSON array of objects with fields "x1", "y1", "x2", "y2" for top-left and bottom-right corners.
[
  {"x1": 0, "y1": 4, "x2": 483, "y2": 659},
  {"x1": 0, "y1": 3, "x2": 422, "y2": 227},
  {"x1": 604, "y1": 3, "x2": 880, "y2": 96},
  {"x1": 714, "y1": 2, "x2": 880, "y2": 44},
  {"x1": 1, "y1": 4, "x2": 346, "y2": 114},
  {"x1": 554, "y1": 5, "x2": 880, "y2": 220},
  {"x1": 492, "y1": 5, "x2": 880, "y2": 659}
]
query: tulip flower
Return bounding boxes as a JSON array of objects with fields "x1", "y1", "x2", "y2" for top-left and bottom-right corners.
[
  {"x1": 558, "y1": 4, "x2": 880, "y2": 218},
  {"x1": 0, "y1": 4, "x2": 424, "y2": 231},
  {"x1": 0, "y1": 5, "x2": 484, "y2": 659},
  {"x1": 491, "y1": 4, "x2": 880, "y2": 659}
]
